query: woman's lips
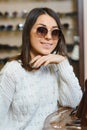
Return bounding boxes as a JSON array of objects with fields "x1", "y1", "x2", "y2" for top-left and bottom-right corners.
[{"x1": 41, "y1": 42, "x2": 52, "y2": 48}]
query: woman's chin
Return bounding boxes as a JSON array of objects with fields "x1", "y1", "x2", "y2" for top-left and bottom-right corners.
[
  {"x1": 39, "y1": 50, "x2": 52, "y2": 55},
  {"x1": 41, "y1": 52, "x2": 51, "y2": 56}
]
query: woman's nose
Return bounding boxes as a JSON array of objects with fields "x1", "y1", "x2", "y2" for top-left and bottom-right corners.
[{"x1": 45, "y1": 31, "x2": 52, "y2": 40}]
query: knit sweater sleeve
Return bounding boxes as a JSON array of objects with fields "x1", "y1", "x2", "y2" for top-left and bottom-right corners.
[
  {"x1": 55, "y1": 59, "x2": 83, "y2": 108},
  {"x1": 0, "y1": 62, "x2": 16, "y2": 125}
]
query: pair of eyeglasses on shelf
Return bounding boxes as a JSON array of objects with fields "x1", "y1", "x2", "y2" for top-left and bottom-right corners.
[
  {"x1": 0, "y1": 10, "x2": 28, "y2": 18},
  {"x1": 16, "y1": 23, "x2": 24, "y2": 31},
  {"x1": 0, "y1": 25, "x2": 13, "y2": 31},
  {"x1": 0, "y1": 23, "x2": 24, "y2": 31},
  {"x1": 57, "y1": 12, "x2": 77, "y2": 18},
  {"x1": 4, "y1": 11, "x2": 18, "y2": 18},
  {"x1": 0, "y1": 11, "x2": 17, "y2": 18},
  {"x1": 62, "y1": 23, "x2": 69, "y2": 29},
  {"x1": 0, "y1": 44, "x2": 20, "y2": 50}
]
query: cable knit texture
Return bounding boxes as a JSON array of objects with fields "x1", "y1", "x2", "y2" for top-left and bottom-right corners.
[{"x1": 0, "y1": 59, "x2": 82, "y2": 130}]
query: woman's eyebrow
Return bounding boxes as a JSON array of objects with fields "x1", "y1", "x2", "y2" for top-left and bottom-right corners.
[
  {"x1": 52, "y1": 26, "x2": 58, "y2": 29},
  {"x1": 37, "y1": 23, "x2": 58, "y2": 28},
  {"x1": 36, "y1": 23, "x2": 46, "y2": 26}
]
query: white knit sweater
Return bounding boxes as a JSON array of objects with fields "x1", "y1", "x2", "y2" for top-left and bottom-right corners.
[{"x1": 0, "y1": 59, "x2": 82, "y2": 130}]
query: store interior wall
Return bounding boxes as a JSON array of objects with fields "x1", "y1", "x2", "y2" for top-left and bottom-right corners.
[{"x1": 0, "y1": 1, "x2": 74, "y2": 12}]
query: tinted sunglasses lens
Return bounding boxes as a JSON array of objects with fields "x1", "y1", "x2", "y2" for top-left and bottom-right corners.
[
  {"x1": 52, "y1": 29, "x2": 61, "y2": 40},
  {"x1": 37, "y1": 27, "x2": 47, "y2": 37}
]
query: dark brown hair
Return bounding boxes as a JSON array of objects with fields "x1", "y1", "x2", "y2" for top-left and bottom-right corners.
[{"x1": 12, "y1": 7, "x2": 67, "y2": 71}]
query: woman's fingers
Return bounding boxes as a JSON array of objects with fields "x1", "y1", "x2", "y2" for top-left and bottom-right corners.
[
  {"x1": 33, "y1": 54, "x2": 66, "y2": 68},
  {"x1": 29, "y1": 55, "x2": 42, "y2": 64},
  {"x1": 30, "y1": 55, "x2": 50, "y2": 68},
  {"x1": 30, "y1": 54, "x2": 66, "y2": 69}
]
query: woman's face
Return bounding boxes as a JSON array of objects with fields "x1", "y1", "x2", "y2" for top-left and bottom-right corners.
[{"x1": 30, "y1": 14, "x2": 59, "y2": 59}]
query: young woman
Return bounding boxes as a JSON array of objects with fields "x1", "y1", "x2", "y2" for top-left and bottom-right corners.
[{"x1": 0, "y1": 7, "x2": 82, "y2": 130}]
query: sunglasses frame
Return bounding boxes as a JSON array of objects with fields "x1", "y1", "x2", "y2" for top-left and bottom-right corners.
[{"x1": 36, "y1": 26, "x2": 61, "y2": 40}]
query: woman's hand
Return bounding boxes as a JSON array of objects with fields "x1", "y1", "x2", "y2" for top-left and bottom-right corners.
[{"x1": 29, "y1": 54, "x2": 66, "y2": 69}]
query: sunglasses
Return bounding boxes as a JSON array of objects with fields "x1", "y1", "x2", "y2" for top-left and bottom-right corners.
[
  {"x1": 0, "y1": 25, "x2": 13, "y2": 31},
  {"x1": 36, "y1": 26, "x2": 61, "y2": 40}
]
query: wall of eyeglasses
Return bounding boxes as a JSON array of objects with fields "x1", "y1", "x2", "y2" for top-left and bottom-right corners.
[{"x1": 0, "y1": 0, "x2": 79, "y2": 75}]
